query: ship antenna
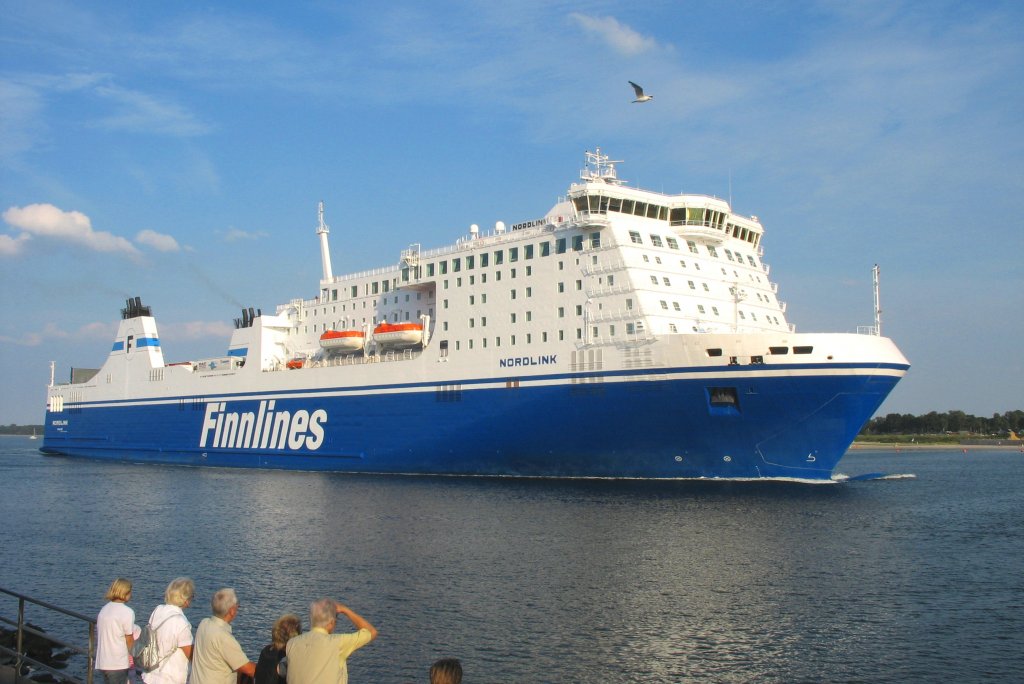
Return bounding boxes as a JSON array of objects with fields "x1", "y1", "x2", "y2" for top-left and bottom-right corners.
[
  {"x1": 317, "y1": 200, "x2": 334, "y2": 282},
  {"x1": 873, "y1": 264, "x2": 882, "y2": 337}
]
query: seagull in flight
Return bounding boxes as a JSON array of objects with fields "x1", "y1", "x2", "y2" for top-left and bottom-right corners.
[{"x1": 629, "y1": 81, "x2": 653, "y2": 103}]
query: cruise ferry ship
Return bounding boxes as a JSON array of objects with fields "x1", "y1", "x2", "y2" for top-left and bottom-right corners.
[{"x1": 41, "y1": 150, "x2": 909, "y2": 480}]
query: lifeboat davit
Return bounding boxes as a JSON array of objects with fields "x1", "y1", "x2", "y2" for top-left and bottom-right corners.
[
  {"x1": 319, "y1": 329, "x2": 365, "y2": 353},
  {"x1": 373, "y1": 322, "x2": 423, "y2": 348}
]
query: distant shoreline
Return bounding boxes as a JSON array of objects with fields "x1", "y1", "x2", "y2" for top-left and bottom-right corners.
[{"x1": 851, "y1": 442, "x2": 1023, "y2": 451}]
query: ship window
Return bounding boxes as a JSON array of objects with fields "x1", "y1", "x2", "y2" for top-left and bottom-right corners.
[
  {"x1": 660, "y1": 300, "x2": 668, "y2": 309},
  {"x1": 633, "y1": 201, "x2": 647, "y2": 217},
  {"x1": 651, "y1": 276, "x2": 658, "y2": 285},
  {"x1": 556, "y1": 238, "x2": 567, "y2": 254},
  {"x1": 453, "y1": 258, "x2": 461, "y2": 272},
  {"x1": 509, "y1": 247, "x2": 519, "y2": 262},
  {"x1": 470, "y1": 295, "x2": 475, "y2": 305},
  {"x1": 663, "y1": 277, "x2": 671, "y2": 286},
  {"x1": 724, "y1": 249, "x2": 734, "y2": 261},
  {"x1": 510, "y1": 313, "x2": 516, "y2": 323},
  {"x1": 526, "y1": 287, "x2": 532, "y2": 297},
  {"x1": 590, "y1": 232, "x2": 600, "y2": 248},
  {"x1": 575, "y1": 305, "x2": 582, "y2": 315},
  {"x1": 669, "y1": 208, "x2": 685, "y2": 226},
  {"x1": 372, "y1": 282, "x2": 379, "y2": 294},
  {"x1": 620, "y1": 199, "x2": 634, "y2": 214},
  {"x1": 739, "y1": 311, "x2": 746, "y2": 319},
  {"x1": 794, "y1": 346, "x2": 814, "y2": 354},
  {"x1": 524, "y1": 244, "x2": 534, "y2": 259},
  {"x1": 526, "y1": 311, "x2": 532, "y2": 321},
  {"x1": 667, "y1": 237, "x2": 679, "y2": 250},
  {"x1": 750, "y1": 355, "x2": 764, "y2": 364},
  {"x1": 626, "y1": 323, "x2": 635, "y2": 334},
  {"x1": 698, "y1": 305, "x2": 706, "y2": 314},
  {"x1": 558, "y1": 282, "x2": 565, "y2": 293},
  {"x1": 643, "y1": 255, "x2": 649, "y2": 263},
  {"x1": 511, "y1": 289, "x2": 517, "y2": 300},
  {"x1": 439, "y1": 261, "x2": 448, "y2": 274},
  {"x1": 769, "y1": 346, "x2": 789, "y2": 355},
  {"x1": 747, "y1": 255, "x2": 757, "y2": 267},
  {"x1": 608, "y1": 197, "x2": 622, "y2": 212},
  {"x1": 572, "y1": 236, "x2": 584, "y2": 251},
  {"x1": 707, "y1": 246, "x2": 719, "y2": 257},
  {"x1": 494, "y1": 250, "x2": 504, "y2": 265},
  {"x1": 712, "y1": 306, "x2": 719, "y2": 315},
  {"x1": 650, "y1": 234, "x2": 663, "y2": 247},
  {"x1": 558, "y1": 307, "x2": 565, "y2": 318},
  {"x1": 480, "y1": 253, "x2": 489, "y2": 267},
  {"x1": 673, "y1": 302, "x2": 680, "y2": 311},
  {"x1": 646, "y1": 204, "x2": 660, "y2": 219},
  {"x1": 573, "y1": 196, "x2": 587, "y2": 212},
  {"x1": 543, "y1": 332, "x2": 548, "y2": 342},
  {"x1": 466, "y1": 255, "x2": 474, "y2": 269},
  {"x1": 540, "y1": 241, "x2": 551, "y2": 257},
  {"x1": 706, "y1": 348, "x2": 723, "y2": 357},
  {"x1": 708, "y1": 387, "x2": 738, "y2": 406},
  {"x1": 629, "y1": 230, "x2": 642, "y2": 244},
  {"x1": 511, "y1": 268, "x2": 517, "y2": 278},
  {"x1": 626, "y1": 298, "x2": 633, "y2": 310}
]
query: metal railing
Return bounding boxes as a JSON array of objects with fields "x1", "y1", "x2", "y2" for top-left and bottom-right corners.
[{"x1": 0, "y1": 588, "x2": 95, "y2": 684}]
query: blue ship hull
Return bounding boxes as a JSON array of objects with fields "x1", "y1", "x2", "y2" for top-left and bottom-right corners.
[{"x1": 41, "y1": 364, "x2": 904, "y2": 480}]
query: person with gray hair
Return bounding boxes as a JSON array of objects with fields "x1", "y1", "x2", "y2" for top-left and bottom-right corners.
[
  {"x1": 284, "y1": 598, "x2": 376, "y2": 684},
  {"x1": 189, "y1": 588, "x2": 256, "y2": 684},
  {"x1": 141, "y1": 578, "x2": 195, "y2": 684}
]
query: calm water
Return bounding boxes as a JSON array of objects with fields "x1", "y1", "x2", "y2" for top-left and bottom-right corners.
[{"x1": 1, "y1": 438, "x2": 1022, "y2": 683}]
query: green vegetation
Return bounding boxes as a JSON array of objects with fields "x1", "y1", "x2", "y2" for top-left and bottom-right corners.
[
  {"x1": 0, "y1": 424, "x2": 44, "y2": 436},
  {"x1": 858, "y1": 410, "x2": 1023, "y2": 442}
]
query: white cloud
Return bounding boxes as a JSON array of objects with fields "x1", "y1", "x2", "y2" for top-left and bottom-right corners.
[
  {"x1": 162, "y1": 320, "x2": 234, "y2": 341},
  {"x1": 0, "y1": 233, "x2": 31, "y2": 256},
  {"x1": 223, "y1": 227, "x2": 269, "y2": 242},
  {"x1": 0, "y1": 321, "x2": 114, "y2": 347},
  {"x1": 569, "y1": 13, "x2": 660, "y2": 55},
  {"x1": 93, "y1": 84, "x2": 210, "y2": 136},
  {"x1": 2, "y1": 203, "x2": 139, "y2": 255},
  {"x1": 135, "y1": 229, "x2": 181, "y2": 252}
]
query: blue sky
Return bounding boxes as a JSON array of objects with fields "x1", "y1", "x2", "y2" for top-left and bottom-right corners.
[{"x1": 1, "y1": 0, "x2": 1022, "y2": 425}]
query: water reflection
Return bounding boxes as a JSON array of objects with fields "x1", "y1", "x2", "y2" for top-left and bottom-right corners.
[{"x1": 2, "y1": 446, "x2": 1023, "y2": 682}]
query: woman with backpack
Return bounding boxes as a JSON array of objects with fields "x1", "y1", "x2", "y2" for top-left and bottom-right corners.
[{"x1": 139, "y1": 578, "x2": 195, "y2": 684}]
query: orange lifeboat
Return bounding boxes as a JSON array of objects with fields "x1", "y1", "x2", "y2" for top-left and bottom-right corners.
[
  {"x1": 286, "y1": 358, "x2": 304, "y2": 370},
  {"x1": 319, "y1": 329, "x2": 365, "y2": 353},
  {"x1": 373, "y1": 322, "x2": 423, "y2": 348}
]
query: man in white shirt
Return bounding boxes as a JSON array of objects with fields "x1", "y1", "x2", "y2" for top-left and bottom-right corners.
[{"x1": 189, "y1": 589, "x2": 256, "y2": 684}]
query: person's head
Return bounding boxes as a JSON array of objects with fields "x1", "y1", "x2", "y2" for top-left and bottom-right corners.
[
  {"x1": 211, "y1": 588, "x2": 239, "y2": 621},
  {"x1": 271, "y1": 614, "x2": 302, "y2": 650},
  {"x1": 105, "y1": 578, "x2": 132, "y2": 603},
  {"x1": 309, "y1": 599, "x2": 337, "y2": 632},
  {"x1": 164, "y1": 577, "x2": 195, "y2": 608},
  {"x1": 429, "y1": 658, "x2": 462, "y2": 684}
]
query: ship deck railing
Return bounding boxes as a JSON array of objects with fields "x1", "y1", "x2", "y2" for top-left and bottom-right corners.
[
  {"x1": 265, "y1": 347, "x2": 420, "y2": 371},
  {"x1": 0, "y1": 587, "x2": 95, "y2": 684}
]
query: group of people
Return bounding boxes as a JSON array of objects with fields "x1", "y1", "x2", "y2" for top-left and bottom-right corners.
[{"x1": 94, "y1": 578, "x2": 462, "y2": 684}]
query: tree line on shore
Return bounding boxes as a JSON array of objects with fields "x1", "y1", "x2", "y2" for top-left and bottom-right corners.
[{"x1": 860, "y1": 410, "x2": 1023, "y2": 436}]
